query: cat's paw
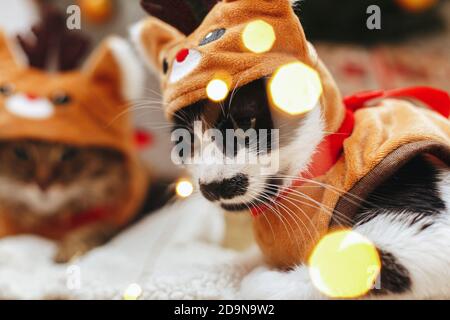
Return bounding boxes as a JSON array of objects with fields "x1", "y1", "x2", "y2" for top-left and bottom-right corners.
[
  {"x1": 239, "y1": 266, "x2": 324, "y2": 300},
  {"x1": 53, "y1": 238, "x2": 90, "y2": 264},
  {"x1": 53, "y1": 224, "x2": 116, "y2": 264}
]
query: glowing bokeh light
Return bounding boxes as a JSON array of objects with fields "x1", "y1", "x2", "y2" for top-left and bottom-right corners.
[
  {"x1": 79, "y1": 0, "x2": 113, "y2": 23},
  {"x1": 308, "y1": 230, "x2": 381, "y2": 299},
  {"x1": 176, "y1": 180, "x2": 194, "y2": 198},
  {"x1": 396, "y1": 0, "x2": 437, "y2": 12},
  {"x1": 242, "y1": 20, "x2": 276, "y2": 54},
  {"x1": 206, "y1": 79, "x2": 229, "y2": 102},
  {"x1": 269, "y1": 62, "x2": 322, "y2": 115},
  {"x1": 123, "y1": 283, "x2": 142, "y2": 300}
]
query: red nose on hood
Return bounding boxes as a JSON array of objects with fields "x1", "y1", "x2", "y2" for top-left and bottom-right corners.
[
  {"x1": 176, "y1": 48, "x2": 189, "y2": 63},
  {"x1": 26, "y1": 93, "x2": 39, "y2": 100}
]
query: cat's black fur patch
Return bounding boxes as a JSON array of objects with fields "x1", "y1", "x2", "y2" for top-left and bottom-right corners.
[
  {"x1": 372, "y1": 249, "x2": 412, "y2": 295},
  {"x1": 354, "y1": 155, "x2": 446, "y2": 226},
  {"x1": 172, "y1": 79, "x2": 274, "y2": 157},
  {"x1": 219, "y1": 176, "x2": 281, "y2": 212}
]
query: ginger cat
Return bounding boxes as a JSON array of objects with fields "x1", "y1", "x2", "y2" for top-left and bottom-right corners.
[{"x1": 0, "y1": 31, "x2": 147, "y2": 263}]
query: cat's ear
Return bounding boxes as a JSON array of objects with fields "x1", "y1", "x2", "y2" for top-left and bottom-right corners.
[
  {"x1": 0, "y1": 31, "x2": 25, "y2": 70},
  {"x1": 130, "y1": 17, "x2": 185, "y2": 74},
  {"x1": 82, "y1": 36, "x2": 144, "y2": 101}
]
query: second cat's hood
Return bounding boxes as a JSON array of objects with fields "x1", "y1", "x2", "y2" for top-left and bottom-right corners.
[
  {"x1": 0, "y1": 32, "x2": 148, "y2": 229},
  {"x1": 0, "y1": 33, "x2": 143, "y2": 156}
]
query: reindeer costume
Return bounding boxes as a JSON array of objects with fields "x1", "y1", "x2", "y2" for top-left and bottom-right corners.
[
  {"x1": 133, "y1": 0, "x2": 450, "y2": 268},
  {"x1": 0, "y1": 31, "x2": 148, "y2": 241}
]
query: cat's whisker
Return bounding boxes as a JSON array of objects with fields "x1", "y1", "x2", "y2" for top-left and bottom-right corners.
[
  {"x1": 251, "y1": 182, "x2": 354, "y2": 226},
  {"x1": 250, "y1": 188, "x2": 313, "y2": 249},
  {"x1": 270, "y1": 175, "x2": 384, "y2": 210},
  {"x1": 247, "y1": 183, "x2": 318, "y2": 247},
  {"x1": 246, "y1": 188, "x2": 297, "y2": 245}
]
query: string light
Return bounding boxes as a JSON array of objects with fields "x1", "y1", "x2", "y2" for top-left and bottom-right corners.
[
  {"x1": 242, "y1": 20, "x2": 276, "y2": 53},
  {"x1": 308, "y1": 230, "x2": 381, "y2": 298},
  {"x1": 176, "y1": 179, "x2": 194, "y2": 198},
  {"x1": 269, "y1": 62, "x2": 322, "y2": 116},
  {"x1": 123, "y1": 283, "x2": 142, "y2": 300},
  {"x1": 206, "y1": 79, "x2": 229, "y2": 102}
]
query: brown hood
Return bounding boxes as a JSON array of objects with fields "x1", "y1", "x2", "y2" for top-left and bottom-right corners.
[
  {"x1": 132, "y1": 0, "x2": 345, "y2": 133},
  {"x1": 0, "y1": 32, "x2": 148, "y2": 237}
]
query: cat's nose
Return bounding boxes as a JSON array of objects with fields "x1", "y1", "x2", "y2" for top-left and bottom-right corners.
[
  {"x1": 199, "y1": 174, "x2": 249, "y2": 201},
  {"x1": 36, "y1": 175, "x2": 53, "y2": 191},
  {"x1": 37, "y1": 180, "x2": 51, "y2": 191}
]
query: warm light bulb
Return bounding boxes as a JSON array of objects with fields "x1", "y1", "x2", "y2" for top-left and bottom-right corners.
[
  {"x1": 308, "y1": 230, "x2": 381, "y2": 299},
  {"x1": 242, "y1": 20, "x2": 276, "y2": 54},
  {"x1": 78, "y1": 0, "x2": 113, "y2": 24},
  {"x1": 206, "y1": 79, "x2": 229, "y2": 102},
  {"x1": 269, "y1": 62, "x2": 322, "y2": 115},
  {"x1": 123, "y1": 283, "x2": 142, "y2": 300},
  {"x1": 176, "y1": 180, "x2": 194, "y2": 198},
  {"x1": 396, "y1": 0, "x2": 437, "y2": 12}
]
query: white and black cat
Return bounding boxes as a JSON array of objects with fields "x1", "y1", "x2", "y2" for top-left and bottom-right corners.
[
  {"x1": 133, "y1": 0, "x2": 450, "y2": 299},
  {"x1": 173, "y1": 77, "x2": 450, "y2": 299}
]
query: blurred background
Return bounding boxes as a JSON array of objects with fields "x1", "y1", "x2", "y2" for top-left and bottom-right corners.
[{"x1": 1, "y1": 0, "x2": 449, "y2": 180}]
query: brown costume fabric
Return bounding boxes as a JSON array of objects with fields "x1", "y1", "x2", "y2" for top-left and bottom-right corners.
[
  {"x1": 135, "y1": 0, "x2": 450, "y2": 268},
  {"x1": 253, "y1": 100, "x2": 450, "y2": 267},
  {"x1": 0, "y1": 32, "x2": 148, "y2": 239}
]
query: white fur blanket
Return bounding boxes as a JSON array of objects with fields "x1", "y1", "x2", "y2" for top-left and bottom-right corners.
[
  {"x1": 5, "y1": 190, "x2": 437, "y2": 300},
  {"x1": 0, "y1": 196, "x2": 272, "y2": 300}
]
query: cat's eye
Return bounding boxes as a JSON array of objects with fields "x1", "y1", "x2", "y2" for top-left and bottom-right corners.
[
  {"x1": 0, "y1": 83, "x2": 14, "y2": 96},
  {"x1": 52, "y1": 92, "x2": 72, "y2": 105},
  {"x1": 199, "y1": 28, "x2": 226, "y2": 46},
  {"x1": 231, "y1": 117, "x2": 257, "y2": 131},
  {"x1": 14, "y1": 147, "x2": 29, "y2": 161},
  {"x1": 162, "y1": 58, "x2": 169, "y2": 74},
  {"x1": 61, "y1": 148, "x2": 79, "y2": 161}
]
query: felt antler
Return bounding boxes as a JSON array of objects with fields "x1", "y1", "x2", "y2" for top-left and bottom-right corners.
[
  {"x1": 17, "y1": 3, "x2": 90, "y2": 71},
  {"x1": 58, "y1": 30, "x2": 90, "y2": 71},
  {"x1": 140, "y1": 0, "x2": 218, "y2": 35},
  {"x1": 17, "y1": 4, "x2": 62, "y2": 70}
]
